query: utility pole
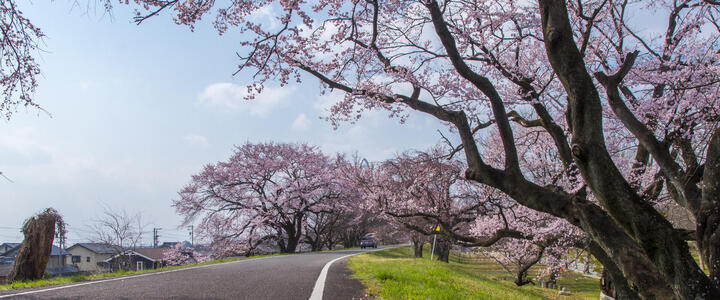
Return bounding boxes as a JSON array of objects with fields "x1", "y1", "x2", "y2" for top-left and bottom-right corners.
[
  {"x1": 188, "y1": 225, "x2": 194, "y2": 246},
  {"x1": 153, "y1": 227, "x2": 162, "y2": 248}
]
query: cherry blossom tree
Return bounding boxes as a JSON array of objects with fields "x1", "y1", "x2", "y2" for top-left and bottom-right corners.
[
  {"x1": 0, "y1": 0, "x2": 43, "y2": 120},
  {"x1": 350, "y1": 147, "x2": 579, "y2": 284},
  {"x1": 128, "y1": 0, "x2": 720, "y2": 298},
  {"x1": 175, "y1": 142, "x2": 343, "y2": 254},
  {"x1": 163, "y1": 243, "x2": 210, "y2": 266},
  {"x1": 363, "y1": 149, "x2": 484, "y2": 263}
]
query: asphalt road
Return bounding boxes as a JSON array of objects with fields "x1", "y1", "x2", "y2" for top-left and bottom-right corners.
[{"x1": 0, "y1": 246, "x2": 392, "y2": 300}]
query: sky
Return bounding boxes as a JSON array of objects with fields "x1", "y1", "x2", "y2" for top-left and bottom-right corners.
[{"x1": 0, "y1": 2, "x2": 448, "y2": 246}]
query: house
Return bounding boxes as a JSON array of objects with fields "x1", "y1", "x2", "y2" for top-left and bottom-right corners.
[
  {"x1": 66, "y1": 243, "x2": 122, "y2": 273},
  {"x1": 0, "y1": 264, "x2": 13, "y2": 284},
  {"x1": 159, "y1": 242, "x2": 180, "y2": 248},
  {"x1": 1, "y1": 244, "x2": 78, "y2": 276},
  {"x1": 159, "y1": 241, "x2": 192, "y2": 248},
  {"x1": 0, "y1": 243, "x2": 20, "y2": 255},
  {"x1": 0, "y1": 243, "x2": 20, "y2": 283},
  {"x1": 104, "y1": 248, "x2": 170, "y2": 272}
]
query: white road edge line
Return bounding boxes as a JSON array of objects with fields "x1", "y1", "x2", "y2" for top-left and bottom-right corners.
[
  {"x1": 0, "y1": 255, "x2": 283, "y2": 299},
  {"x1": 1, "y1": 247, "x2": 398, "y2": 299},
  {"x1": 308, "y1": 247, "x2": 391, "y2": 300}
]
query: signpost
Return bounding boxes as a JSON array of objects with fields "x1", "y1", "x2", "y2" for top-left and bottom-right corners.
[{"x1": 430, "y1": 225, "x2": 441, "y2": 260}]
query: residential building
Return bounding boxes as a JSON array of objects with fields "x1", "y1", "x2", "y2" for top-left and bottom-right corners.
[
  {"x1": 1, "y1": 245, "x2": 77, "y2": 276},
  {"x1": 104, "y1": 248, "x2": 170, "y2": 272},
  {"x1": 0, "y1": 242, "x2": 19, "y2": 284},
  {"x1": 0, "y1": 243, "x2": 20, "y2": 255},
  {"x1": 0, "y1": 264, "x2": 12, "y2": 284},
  {"x1": 66, "y1": 243, "x2": 122, "y2": 273}
]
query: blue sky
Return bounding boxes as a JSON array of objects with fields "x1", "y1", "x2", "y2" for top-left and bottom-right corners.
[{"x1": 0, "y1": 2, "x2": 446, "y2": 245}]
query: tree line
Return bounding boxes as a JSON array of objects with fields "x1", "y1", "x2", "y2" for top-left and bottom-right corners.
[{"x1": 4, "y1": 0, "x2": 720, "y2": 298}]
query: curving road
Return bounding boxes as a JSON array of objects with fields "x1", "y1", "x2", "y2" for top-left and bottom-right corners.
[{"x1": 0, "y1": 247, "x2": 392, "y2": 300}]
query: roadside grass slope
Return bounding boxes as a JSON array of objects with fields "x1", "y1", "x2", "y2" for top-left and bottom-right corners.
[{"x1": 348, "y1": 246, "x2": 600, "y2": 300}]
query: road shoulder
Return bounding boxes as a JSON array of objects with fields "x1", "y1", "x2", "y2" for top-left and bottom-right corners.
[{"x1": 323, "y1": 258, "x2": 373, "y2": 300}]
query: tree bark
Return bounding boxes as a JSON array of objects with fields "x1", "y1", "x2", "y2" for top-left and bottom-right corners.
[
  {"x1": 412, "y1": 236, "x2": 424, "y2": 258},
  {"x1": 435, "y1": 235, "x2": 450, "y2": 263},
  {"x1": 514, "y1": 246, "x2": 545, "y2": 286},
  {"x1": 537, "y1": 1, "x2": 715, "y2": 298},
  {"x1": 9, "y1": 209, "x2": 61, "y2": 282},
  {"x1": 590, "y1": 242, "x2": 641, "y2": 300},
  {"x1": 699, "y1": 128, "x2": 720, "y2": 288}
]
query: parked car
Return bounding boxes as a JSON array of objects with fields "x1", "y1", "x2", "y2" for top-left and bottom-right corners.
[{"x1": 360, "y1": 236, "x2": 378, "y2": 249}]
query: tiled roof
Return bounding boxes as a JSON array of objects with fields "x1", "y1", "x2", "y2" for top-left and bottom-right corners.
[
  {"x1": 69, "y1": 243, "x2": 122, "y2": 254},
  {"x1": 2, "y1": 244, "x2": 69, "y2": 256},
  {"x1": 135, "y1": 248, "x2": 171, "y2": 261},
  {"x1": 50, "y1": 245, "x2": 70, "y2": 256}
]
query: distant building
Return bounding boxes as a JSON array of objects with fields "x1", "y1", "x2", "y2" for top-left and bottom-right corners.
[
  {"x1": 0, "y1": 243, "x2": 20, "y2": 255},
  {"x1": 0, "y1": 243, "x2": 19, "y2": 283},
  {"x1": 104, "y1": 248, "x2": 170, "y2": 272},
  {"x1": 66, "y1": 243, "x2": 122, "y2": 273},
  {"x1": 1, "y1": 244, "x2": 77, "y2": 276},
  {"x1": 0, "y1": 264, "x2": 12, "y2": 284},
  {"x1": 159, "y1": 241, "x2": 191, "y2": 248}
]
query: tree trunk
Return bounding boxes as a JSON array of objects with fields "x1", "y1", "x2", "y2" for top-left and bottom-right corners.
[
  {"x1": 435, "y1": 236, "x2": 450, "y2": 263},
  {"x1": 283, "y1": 231, "x2": 301, "y2": 253},
  {"x1": 307, "y1": 235, "x2": 322, "y2": 252},
  {"x1": 412, "y1": 238, "x2": 424, "y2": 258},
  {"x1": 515, "y1": 270, "x2": 532, "y2": 287},
  {"x1": 537, "y1": 1, "x2": 716, "y2": 298},
  {"x1": 9, "y1": 209, "x2": 61, "y2": 282},
  {"x1": 513, "y1": 245, "x2": 546, "y2": 287},
  {"x1": 589, "y1": 242, "x2": 640, "y2": 300},
  {"x1": 699, "y1": 128, "x2": 720, "y2": 288},
  {"x1": 601, "y1": 267, "x2": 643, "y2": 300}
]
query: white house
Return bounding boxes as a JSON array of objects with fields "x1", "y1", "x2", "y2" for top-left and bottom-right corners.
[{"x1": 66, "y1": 243, "x2": 122, "y2": 273}]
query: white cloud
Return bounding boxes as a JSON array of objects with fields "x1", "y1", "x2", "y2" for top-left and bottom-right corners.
[
  {"x1": 313, "y1": 90, "x2": 387, "y2": 128},
  {"x1": 79, "y1": 81, "x2": 91, "y2": 91},
  {"x1": 347, "y1": 125, "x2": 367, "y2": 137},
  {"x1": 291, "y1": 113, "x2": 311, "y2": 131},
  {"x1": 251, "y1": 5, "x2": 280, "y2": 31},
  {"x1": 182, "y1": 134, "x2": 209, "y2": 146},
  {"x1": 198, "y1": 83, "x2": 295, "y2": 117},
  {"x1": 313, "y1": 90, "x2": 344, "y2": 113},
  {"x1": 0, "y1": 127, "x2": 53, "y2": 167}
]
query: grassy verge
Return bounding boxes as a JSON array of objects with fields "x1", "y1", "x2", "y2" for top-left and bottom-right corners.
[
  {"x1": 0, "y1": 253, "x2": 289, "y2": 291},
  {"x1": 347, "y1": 246, "x2": 600, "y2": 300}
]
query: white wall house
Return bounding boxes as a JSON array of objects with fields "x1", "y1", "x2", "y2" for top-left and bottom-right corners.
[{"x1": 66, "y1": 243, "x2": 121, "y2": 273}]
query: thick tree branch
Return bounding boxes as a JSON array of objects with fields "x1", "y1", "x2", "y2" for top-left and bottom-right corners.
[{"x1": 426, "y1": 0, "x2": 521, "y2": 176}]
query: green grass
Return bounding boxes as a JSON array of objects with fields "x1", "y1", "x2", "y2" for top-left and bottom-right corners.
[
  {"x1": 0, "y1": 253, "x2": 290, "y2": 291},
  {"x1": 348, "y1": 246, "x2": 600, "y2": 300}
]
